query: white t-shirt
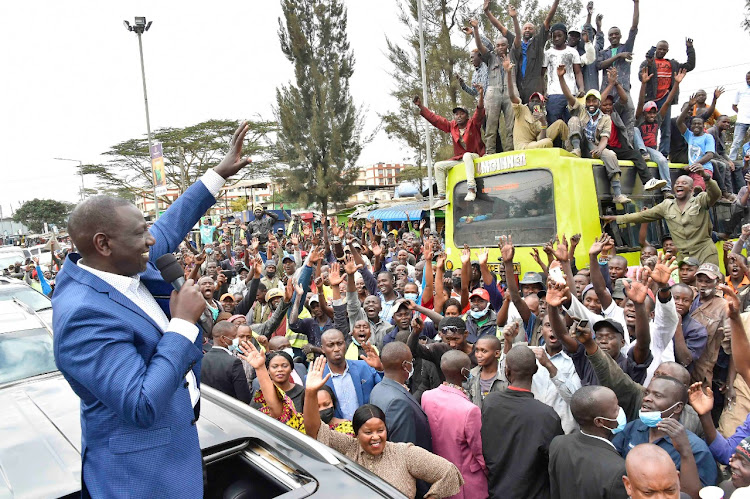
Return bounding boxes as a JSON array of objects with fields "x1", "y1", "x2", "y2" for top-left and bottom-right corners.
[
  {"x1": 543, "y1": 46, "x2": 581, "y2": 96},
  {"x1": 734, "y1": 85, "x2": 750, "y2": 124}
]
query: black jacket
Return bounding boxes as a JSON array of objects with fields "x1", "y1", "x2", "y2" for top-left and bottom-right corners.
[
  {"x1": 549, "y1": 431, "x2": 628, "y2": 499},
  {"x1": 638, "y1": 45, "x2": 696, "y2": 103},
  {"x1": 200, "y1": 346, "x2": 253, "y2": 404},
  {"x1": 369, "y1": 377, "x2": 432, "y2": 452},
  {"x1": 481, "y1": 389, "x2": 563, "y2": 499}
]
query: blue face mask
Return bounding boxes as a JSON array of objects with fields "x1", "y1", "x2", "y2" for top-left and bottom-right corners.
[
  {"x1": 597, "y1": 407, "x2": 627, "y2": 434},
  {"x1": 469, "y1": 304, "x2": 490, "y2": 319},
  {"x1": 404, "y1": 293, "x2": 419, "y2": 301},
  {"x1": 639, "y1": 402, "x2": 680, "y2": 428},
  {"x1": 227, "y1": 336, "x2": 240, "y2": 354},
  {"x1": 205, "y1": 247, "x2": 214, "y2": 255}
]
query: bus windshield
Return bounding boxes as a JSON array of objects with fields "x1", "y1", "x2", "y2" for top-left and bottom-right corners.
[{"x1": 452, "y1": 169, "x2": 556, "y2": 247}]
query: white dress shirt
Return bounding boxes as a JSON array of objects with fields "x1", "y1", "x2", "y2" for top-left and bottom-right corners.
[{"x1": 77, "y1": 170, "x2": 226, "y2": 408}]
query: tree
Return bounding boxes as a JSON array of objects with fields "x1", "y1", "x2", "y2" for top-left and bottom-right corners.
[
  {"x1": 397, "y1": 165, "x2": 427, "y2": 191},
  {"x1": 744, "y1": 0, "x2": 750, "y2": 34},
  {"x1": 271, "y1": 0, "x2": 367, "y2": 218},
  {"x1": 13, "y1": 199, "x2": 75, "y2": 233},
  {"x1": 83, "y1": 119, "x2": 274, "y2": 206},
  {"x1": 230, "y1": 196, "x2": 250, "y2": 213},
  {"x1": 383, "y1": 0, "x2": 582, "y2": 166}
]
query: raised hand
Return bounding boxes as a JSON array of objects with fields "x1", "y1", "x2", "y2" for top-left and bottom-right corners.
[
  {"x1": 423, "y1": 239, "x2": 434, "y2": 262},
  {"x1": 478, "y1": 247, "x2": 489, "y2": 266},
  {"x1": 305, "y1": 355, "x2": 332, "y2": 393},
  {"x1": 589, "y1": 234, "x2": 609, "y2": 256},
  {"x1": 499, "y1": 235, "x2": 514, "y2": 262},
  {"x1": 623, "y1": 274, "x2": 650, "y2": 304},
  {"x1": 546, "y1": 280, "x2": 570, "y2": 308},
  {"x1": 413, "y1": 95, "x2": 422, "y2": 107},
  {"x1": 483, "y1": 0, "x2": 490, "y2": 11},
  {"x1": 290, "y1": 233, "x2": 300, "y2": 246},
  {"x1": 640, "y1": 66, "x2": 653, "y2": 82},
  {"x1": 436, "y1": 252, "x2": 446, "y2": 269},
  {"x1": 237, "y1": 340, "x2": 267, "y2": 370},
  {"x1": 531, "y1": 247, "x2": 543, "y2": 266},
  {"x1": 284, "y1": 277, "x2": 295, "y2": 302},
  {"x1": 572, "y1": 320, "x2": 594, "y2": 345},
  {"x1": 607, "y1": 66, "x2": 618, "y2": 81},
  {"x1": 685, "y1": 37, "x2": 693, "y2": 48},
  {"x1": 502, "y1": 56, "x2": 513, "y2": 72},
  {"x1": 587, "y1": 1, "x2": 594, "y2": 13},
  {"x1": 714, "y1": 86, "x2": 725, "y2": 100},
  {"x1": 251, "y1": 237, "x2": 260, "y2": 251},
  {"x1": 570, "y1": 233, "x2": 581, "y2": 255},
  {"x1": 328, "y1": 262, "x2": 344, "y2": 287},
  {"x1": 508, "y1": 5, "x2": 517, "y2": 17},
  {"x1": 461, "y1": 244, "x2": 472, "y2": 266},
  {"x1": 688, "y1": 382, "x2": 713, "y2": 416},
  {"x1": 254, "y1": 256, "x2": 264, "y2": 279},
  {"x1": 687, "y1": 92, "x2": 699, "y2": 107},
  {"x1": 360, "y1": 343, "x2": 383, "y2": 370},
  {"x1": 308, "y1": 246, "x2": 325, "y2": 265},
  {"x1": 343, "y1": 254, "x2": 358, "y2": 275},
  {"x1": 651, "y1": 253, "x2": 676, "y2": 287},
  {"x1": 213, "y1": 121, "x2": 253, "y2": 179},
  {"x1": 674, "y1": 67, "x2": 687, "y2": 84},
  {"x1": 503, "y1": 321, "x2": 521, "y2": 345},
  {"x1": 469, "y1": 18, "x2": 478, "y2": 28},
  {"x1": 718, "y1": 284, "x2": 741, "y2": 319},
  {"x1": 595, "y1": 13, "x2": 603, "y2": 29},
  {"x1": 553, "y1": 234, "x2": 570, "y2": 262},
  {"x1": 371, "y1": 240, "x2": 382, "y2": 257}
]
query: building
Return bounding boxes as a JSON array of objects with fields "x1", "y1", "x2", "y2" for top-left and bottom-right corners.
[{"x1": 354, "y1": 163, "x2": 410, "y2": 188}]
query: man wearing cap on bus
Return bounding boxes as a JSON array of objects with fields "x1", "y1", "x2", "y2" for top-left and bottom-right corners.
[
  {"x1": 602, "y1": 169, "x2": 721, "y2": 265},
  {"x1": 413, "y1": 85, "x2": 485, "y2": 210}
]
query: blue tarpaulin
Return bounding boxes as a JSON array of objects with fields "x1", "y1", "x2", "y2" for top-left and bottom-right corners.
[{"x1": 358, "y1": 202, "x2": 429, "y2": 222}]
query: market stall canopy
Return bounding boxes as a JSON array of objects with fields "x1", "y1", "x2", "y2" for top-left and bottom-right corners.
[{"x1": 355, "y1": 201, "x2": 434, "y2": 222}]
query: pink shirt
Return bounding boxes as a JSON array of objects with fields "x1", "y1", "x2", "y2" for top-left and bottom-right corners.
[{"x1": 421, "y1": 384, "x2": 488, "y2": 499}]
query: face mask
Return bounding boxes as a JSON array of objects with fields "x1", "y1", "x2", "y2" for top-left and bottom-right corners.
[
  {"x1": 404, "y1": 361, "x2": 415, "y2": 381},
  {"x1": 404, "y1": 293, "x2": 418, "y2": 301},
  {"x1": 319, "y1": 407, "x2": 335, "y2": 424},
  {"x1": 266, "y1": 270, "x2": 276, "y2": 278},
  {"x1": 469, "y1": 304, "x2": 490, "y2": 319},
  {"x1": 639, "y1": 402, "x2": 680, "y2": 428},
  {"x1": 283, "y1": 347, "x2": 294, "y2": 359},
  {"x1": 597, "y1": 407, "x2": 627, "y2": 434},
  {"x1": 226, "y1": 336, "x2": 239, "y2": 353},
  {"x1": 586, "y1": 107, "x2": 600, "y2": 117},
  {"x1": 205, "y1": 247, "x2": 213, "y2": 255},
  {"x1": 352, "y1": 337, "x2": 361, "y2": 347}
]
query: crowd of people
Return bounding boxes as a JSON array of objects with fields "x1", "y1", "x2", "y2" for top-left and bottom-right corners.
[{"x1": 421, "y1": 0, "x2": 750, "y2": 209}]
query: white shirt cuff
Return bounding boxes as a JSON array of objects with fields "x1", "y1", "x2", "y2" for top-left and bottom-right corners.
[
  {"x1": 168, "y1": 318, "x2": 200, "y2": 343},
  {"x1": 200, "y1": 169, "x2": 226, "y2": 198}
]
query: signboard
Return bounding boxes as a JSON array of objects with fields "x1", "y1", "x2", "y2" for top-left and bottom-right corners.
[{"x1": 150, "y1": 142, "x2": 167, "y2": 196}]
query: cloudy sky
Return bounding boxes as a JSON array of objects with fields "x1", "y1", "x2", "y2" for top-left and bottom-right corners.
[{"x1": 1, "y1": 0, "x2": 748, "y2": 216}]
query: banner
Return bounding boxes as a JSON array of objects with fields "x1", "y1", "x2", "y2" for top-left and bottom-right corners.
[{"x1": 150, "y1": 142, "x2": 167, "y2": 196}]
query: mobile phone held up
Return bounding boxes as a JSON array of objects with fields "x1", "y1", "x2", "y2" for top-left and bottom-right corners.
[{"x1": 549, "y1": 266, "x2": 565, "y2": 285}]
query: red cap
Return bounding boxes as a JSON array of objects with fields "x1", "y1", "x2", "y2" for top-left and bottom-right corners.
[
  {"x1": 469, "y1": 288, "x2": 490, "y2": 301},
  {"x1": 643, "y1": 101, "x2": 658, "y2": 112},
  {"x1": 530, "y1": 92, "x2": 545, "y2": 103}
]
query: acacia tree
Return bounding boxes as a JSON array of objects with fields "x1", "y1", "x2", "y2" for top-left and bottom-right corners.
[
  {"x1": 83, "y1": 119, "x2": 274, "y2": 205},
  {"x1": 271, "y1": 0, "x2": 366, "y2": 218},
  {"x1": 383, "y1": 0, "x2": 582, "y2": 167},
  {"x1": 13, "y1": 199, "x2": 75, "y2": 233}
]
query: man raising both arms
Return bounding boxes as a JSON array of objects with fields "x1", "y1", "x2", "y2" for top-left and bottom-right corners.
[{"x1": 414, "y1": 86, "x2": 485, "y2": 209}]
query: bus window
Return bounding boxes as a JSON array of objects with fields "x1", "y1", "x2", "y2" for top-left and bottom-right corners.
[{"x1": 453, "y1": 169, "x2": 556, "y2": 247}]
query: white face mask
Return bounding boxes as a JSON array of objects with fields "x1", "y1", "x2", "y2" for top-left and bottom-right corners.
[{"x1": 283, "y1": 347, "x2": 294, "y2": 359}]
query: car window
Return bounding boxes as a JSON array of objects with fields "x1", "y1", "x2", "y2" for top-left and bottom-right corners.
[
  {"x1": 453, "y1": 169, "x2": 556, "y2": 247},
  {"x1": 0, "y1": 287, "x2": 52, "y2": 311},
  {"x1": 0, "y1": 253, "x2": 26, "y2": 269},
  {"x1": 0, "y1": 328, "x2": 57, "y2": 384}
]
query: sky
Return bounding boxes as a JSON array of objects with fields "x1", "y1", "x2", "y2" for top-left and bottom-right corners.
[{"x1": 1, "y1": 0, "x2": 748, "y2": 216}]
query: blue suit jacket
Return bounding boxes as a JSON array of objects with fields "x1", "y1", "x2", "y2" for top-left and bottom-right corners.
[
  {"x1": 323, "y1": 360, "x2": 383, "y2": 420},
  {"x1": 368, "y1": 377, "x2": 432, "y2": 451},
  {"x1": 52, "y1": 180, "x2": 216, "y2": 499}
]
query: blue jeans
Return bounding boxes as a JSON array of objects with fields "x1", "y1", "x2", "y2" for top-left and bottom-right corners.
[
  {"x1": 729, "y1": 122, "x2": 750, "y2": 161},
  {"x1": 634, "y1": 127, "x2": 671, "y2": 190},
  {"x1": 546, "y1": 94, "x2": 570, "y2": 125},
  {"x1": 655, "y1": 94, "x2": 672, "y2": 157}
]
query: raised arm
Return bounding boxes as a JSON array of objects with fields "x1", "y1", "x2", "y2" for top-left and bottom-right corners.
[
  {"x1": 500, "y1": 236, "x2": 531, "y2": 325},
  {"x1": 722, "y1": 285, "x2": 750, "y2": 382},
  {"x1": 544, "y1": 0, "x2": 561, "y2": 32},
  {"x1": 483, "y1": 0, "x2": 508, "y2": 37},
  {"x1": 546, "y1": 282, "x2": 579, "y2": 354},
  {"x1": 676, "y1": 93, "x2": 697, "y2": 135},
  {"x1": 472, "y1": 19, "x2": 489, "y2": 56},
  {"x1": 460, "y1": 245, "x2": 471, "y2": 311},
  {"x1": 588, "y1": 235, "x2": 614, "y2": 310},
  {"x1": 506, "y1": 58, "x2": 520, "y2": 104},
  {"x1": 508, "y1": 5, "x2": 521, "y2": 49},
  {"x1": 238, "y1": 341, "x2": 282, "y2": 418},
  {"x1": 302, "y1": 356, "x2": 332, "y2": 440},
  {"x1": 623, "y1": 270, "x2": 652, "y2": 365},
  {"x1": 557, "y1": 65, "x2": 577, "y2": 108},
  {"x1": 630, "y1": 0, "x2": 639, "y2": 32},
  {"x1": 702, "y1": 87, "x2": 725, "y2": 122}
]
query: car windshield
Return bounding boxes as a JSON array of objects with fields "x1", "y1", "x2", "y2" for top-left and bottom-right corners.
[
  {"x1": 452, "y1": 169, "x2": 556, "y2": 246},
  {"x1": 0, "y1": 253, "x2": 26, "y2": 270},
  {"x1": 0, "y1": 328, "x2": 57, "y2": 385},
  {"x1": 0, "y1": 287, "x2": 52, "y2": 312}
]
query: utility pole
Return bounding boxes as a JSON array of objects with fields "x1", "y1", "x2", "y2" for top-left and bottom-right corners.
[
  {"x1": 179, "y1": 146, "x2": 186, "y2": 193},
  {"x1": 124, "y1": 17, "x2": 159, "y2": 219},
  {"x1": 417, "y1": 0, "x2": 436, "y2": 233}
]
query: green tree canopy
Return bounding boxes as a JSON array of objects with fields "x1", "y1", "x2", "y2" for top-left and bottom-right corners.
[
  {"x1": 13, "y1": 199, "x2": 75, "y2": 233},
  {"x1": 383, "y1": 0, "x2": 582, "y2": 165},
  {"x1": 82, "y1": 119, "x2": 274, "y2": 205},
  {"x1": 271, "y1": 0, "x2": 367, "y2": 217}
]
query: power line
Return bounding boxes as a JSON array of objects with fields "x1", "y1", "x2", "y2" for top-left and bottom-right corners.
[{"x1": 689, "y1": 62, "x2": 750, "y2": 74}]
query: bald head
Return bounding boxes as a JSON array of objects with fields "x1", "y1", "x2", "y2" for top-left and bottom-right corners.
[
  {"x1": 211, "y1": 320, "x2": 237, "y2": 340},
  {"x1": 570, "y1": 385, "x2": 617, "y2": 427},
  {"x1": 505, "y1": 345, "x2": 538, "y2": 383},
  {"x1": 623, "y1": 444, "x2": 680, "y2": 498},
  {"x1": 380, "y1": 341, "x2": 412, "y2": 370},
  {"x1": 68, "y1": 195, "x2": 133, "y2": 255},
  {"x1": 268, "y1": 336, "x2": 291, "y2": 351},
  {"x1": 321, "y1": 329, "x2": 345, "y2": 344},
  {"x1": 441, "y1": 350, "x2": 471, "y2": 385},
  {"x1": 654, "y1": 361, "x2": 690, "y2": 386}
]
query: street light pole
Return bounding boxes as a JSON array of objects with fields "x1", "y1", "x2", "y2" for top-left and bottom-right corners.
[
  {"x1": 124, "y1": 17, "x2": 159, "y2": 220},
  {"x1": 417, "y1": 0, "x2": 436, "y2": 233},
  {"x1": 54, "y1": 158, "x2": 85, "y2": 202}
]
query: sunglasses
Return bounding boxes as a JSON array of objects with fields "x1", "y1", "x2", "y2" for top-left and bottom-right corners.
[{"x1": 441, "y1": 326, "x2": 460, "y2": 334}]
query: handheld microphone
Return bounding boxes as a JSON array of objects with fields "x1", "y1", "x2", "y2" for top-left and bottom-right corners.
[{"x1": 156, "y1": 254, "x2": 186, "y2": 291}]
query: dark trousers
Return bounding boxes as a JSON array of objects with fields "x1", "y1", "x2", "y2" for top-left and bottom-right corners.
[
  {"x1": 546, "y1": 94, "x2": 570, "y2": 125},
  {"x1": 608, "y1": 144, "x2": 655, "y2": 185}
]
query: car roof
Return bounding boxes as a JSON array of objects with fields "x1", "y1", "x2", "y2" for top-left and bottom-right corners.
[
  {"x1": 0, "y1": 246, "x2": 26, "y2": 253},
  {"x1": 0, "y1": 300, "x2": 47, "y2": 334}
]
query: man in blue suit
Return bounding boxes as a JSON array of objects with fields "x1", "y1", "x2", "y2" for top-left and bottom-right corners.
[
  {"x1": 53, "y1": 122, "x2": 254, "y2": 499},
  {"x1": 320, "y1": 329, "x2": 383, "y2": 420}
]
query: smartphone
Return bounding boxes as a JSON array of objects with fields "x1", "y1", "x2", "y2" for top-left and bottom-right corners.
[
  {"x1": 575, "y1": 319, "x2": 589, "y2": 330},
  {"x1": 549, "y1": 266, "x2": 565, "y2": 284},
  {"x1": 221, "y1": 270, "x2": 235, "y2": 279},
  {"x1": 533, "y1": 105, "x2": 542, "y2": 114}
]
